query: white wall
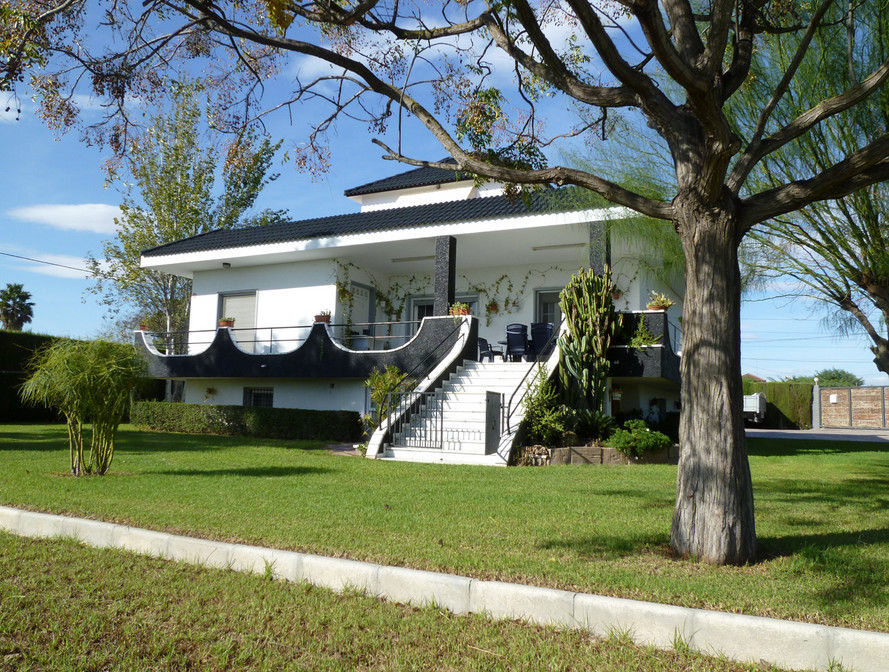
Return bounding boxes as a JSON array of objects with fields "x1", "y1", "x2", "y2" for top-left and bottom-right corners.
[
  {"x1": 610, "y1": 230, "x2": 685, "y2": 323},
  {"x1": 183, "y1": 377, "x2": 369, "y2": 413},
  {"x1": 188, "y1": 259, "x2": 338, "y2": 353},
  {"x1": 352, "y1": 181, "x2": 506, "y2": 211}
]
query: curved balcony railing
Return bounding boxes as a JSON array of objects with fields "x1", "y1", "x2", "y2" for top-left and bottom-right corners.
[{"x1": 135, "y1": 317, "x2": 478, "y2": 381}]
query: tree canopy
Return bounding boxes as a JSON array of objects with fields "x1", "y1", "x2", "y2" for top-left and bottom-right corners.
[
  {"x1": 0, "y1": 282, "x2": 34, "y2": 331},
  {"x1": 85, "y1": 81, "x2": 285, "y2": 339},
  {"x1": 735, "y1": 0, "x2": 889, "y2": 378}
]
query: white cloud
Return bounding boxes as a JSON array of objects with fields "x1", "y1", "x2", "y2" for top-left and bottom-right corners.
[
  {"x1": 7, "y1": 203, "x2": 121, "y2": 234},
  {"x1": 20, "y1": 253, "x2": 94, "y2": 279}
]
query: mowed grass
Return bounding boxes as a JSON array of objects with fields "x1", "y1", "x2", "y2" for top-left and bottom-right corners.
[
  {"x1": 1, "y1": 424, "x2": 888, "y2": 631},
  {"x1": 0, "y1": 532, "x2": 798, "y2": 672}
]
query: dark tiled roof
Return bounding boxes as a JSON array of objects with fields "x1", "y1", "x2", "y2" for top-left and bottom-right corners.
[
  {"x1": 142, "y1": 191, "x2": 580, "y2": 258},
  {"x1": 343, "y1": 158, "x2": 471, "y2": 196}
]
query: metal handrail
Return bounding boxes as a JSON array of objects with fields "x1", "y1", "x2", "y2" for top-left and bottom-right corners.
[
  {"x1": 140, "y1": 320, "x2": 424, "y2": 354},
  {"x1": 505, "y1": 317, "x2": 566, "y2": 432},
  {"x1": 383, "y1": 319, "x2": 467, "y2": 451},
  {"x1": 137, "y1": 320, "x2": 421, "y2": 336}
]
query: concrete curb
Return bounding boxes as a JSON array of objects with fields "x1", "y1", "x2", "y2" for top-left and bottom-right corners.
[{"x1": 1, "y1": 505, "x2": 886, "y2": 672}]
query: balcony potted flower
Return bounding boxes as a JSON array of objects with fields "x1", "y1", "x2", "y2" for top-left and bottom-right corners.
[
  {"x1": 646, "y1": 291, "x2": 675, "y2": 311},
  {"x1": 314, "y1": 309, "x2": 332, "y2": 323},
  {"x1": 449, "y1": 301, "x2": 470, "y2": 316},
  {"x1": 218, "y1": 316, "x2": 235, "y2": 328}
]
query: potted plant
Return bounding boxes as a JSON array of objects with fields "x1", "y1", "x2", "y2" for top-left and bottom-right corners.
[
  {"x1": 611, "y1": 288, "x2": 623, "y2": 301},
  {"x1": 218, "y1": 316, "x2": 235, "y2": 328},
  {"x1": 646, "y1": 291, "x2": 675, "y2": 311},
  {"x1": 138, "y1": 322, "x2": 148, "y2": 332},
  {"x1": 314, "y1": 309, "x2": 332, "y2": 323},
  {"x1": 485, "y1": 299, "x2": 499, "y2": 315},
  {"x1": 449, "y1": 301, "x2": 470, "y2": 316}
]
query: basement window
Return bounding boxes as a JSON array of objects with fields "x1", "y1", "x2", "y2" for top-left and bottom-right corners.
[{"x1": 243, "y1": 387, "x2": 274, "y2": 408}]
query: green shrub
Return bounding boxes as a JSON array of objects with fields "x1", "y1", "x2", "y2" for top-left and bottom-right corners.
[
  {"x1": 131, "y1": 401, "x2": 362, "y2": 442},
  {"x1": 522, "y1": 367, "x2": 570, "y2": 446},
  {"x1": 568, "y1": 408, "x2": 615, "y2": 442},
  {"x1": 365, "y1": 366, "x2": 408, "y2": 435},
  {"x1": 741, "y1": 380, "x2": 813, "y2": 429},
  {"x1": 605, "y1": 419, "x2": 672, "y2": 459},
  {"x1": 21, "y1": 340, "x2": 146, "y2": 476}
]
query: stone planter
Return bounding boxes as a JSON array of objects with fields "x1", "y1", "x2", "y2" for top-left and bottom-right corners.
[{"x1": 547, "y1": 444, "x2": 679, "y2": 466}]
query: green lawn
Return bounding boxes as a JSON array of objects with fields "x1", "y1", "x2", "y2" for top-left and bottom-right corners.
[
  {"x1": 0, "y1": 532, "x2": 797, "y2": 671},
  {"x1": 1, "y1": 424, "x2": 888, "y2": 632}
]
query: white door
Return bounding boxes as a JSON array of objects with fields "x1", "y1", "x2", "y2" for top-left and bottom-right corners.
[{"x1": 221, "y1": 293, "x2": 257, "y2": 353}]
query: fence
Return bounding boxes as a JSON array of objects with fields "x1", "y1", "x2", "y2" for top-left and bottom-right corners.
[{"x1": 815, "y1": 384, "x2": 889, "y2": 429}]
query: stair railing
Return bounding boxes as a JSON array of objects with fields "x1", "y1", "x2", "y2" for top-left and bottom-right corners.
[
  {"x1": 504, "y1": 317, "x2": 566, "y2": 432},
  {"x1": 381, "y1": 319, "x2": 466, "y2": 451}
]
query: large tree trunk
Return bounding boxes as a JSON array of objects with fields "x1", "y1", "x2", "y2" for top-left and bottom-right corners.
[{"x1": 671, "y1": 197, "x2": 756, "y2": 565}]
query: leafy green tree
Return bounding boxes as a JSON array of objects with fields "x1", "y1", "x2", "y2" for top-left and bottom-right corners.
[
  {"x1": 0, "y1": 282, "x2": 34, "y2": 330},
  {"x1": 814, "y1": 368, "x2": 864, "y2": 387},
  {"x1": 738, "y1": 0, "x2": 889, "y2": 379},
  {"x1": 86, "y1": 82, "x2": 286, "y2": 343},
  {"x1": 781, "y1": 369, "x2": 863, "y2": 386},
  {"x1": 20, "y1": 340, "x2": 146, "y2": 475}
]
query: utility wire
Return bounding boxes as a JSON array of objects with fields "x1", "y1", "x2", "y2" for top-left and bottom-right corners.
[{"x1": 0, "y1": 250, "x2": 92, "y2": 274}]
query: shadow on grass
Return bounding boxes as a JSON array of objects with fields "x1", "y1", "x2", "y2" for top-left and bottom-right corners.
[
  {"x1": 146, "y1": 465, "x2": 334, "y2": 478},
  {"x1": 0, "y1": 425, "x2": 68, "y2": 451},
  {"x1": 537, "y1": 532, "x2": 669, "y2": 560},
  {"x1": 758, "y1": 527, "x2": 889, "y2": 616},
  {"x1": 748, "y1": 437, "x2": 889, "y2": 457}
]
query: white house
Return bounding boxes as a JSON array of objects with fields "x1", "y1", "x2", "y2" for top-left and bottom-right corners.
[{"x1": 137, "y1": 160, "x2": 682, "y2": 464}]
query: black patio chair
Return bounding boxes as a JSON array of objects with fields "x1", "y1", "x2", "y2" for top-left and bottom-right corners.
[
  {"x1": 505, "y1": 323, "x2": 529, "y2": 361},
  {"x1": 528, "y1": 322, "x2": 555, "y2": 359},
  {"x1": 478, "y1": 337, "x2": 504, "y2": 362}
]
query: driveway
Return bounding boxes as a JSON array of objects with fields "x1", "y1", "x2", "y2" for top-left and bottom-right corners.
[{"x1": 746, "y1": 427, "x2": 889, "y2": 442}]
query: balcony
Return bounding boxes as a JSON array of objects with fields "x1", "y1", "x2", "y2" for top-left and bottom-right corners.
[
  {"x1": 608, "y1": 311, "x2": 681, "y2": 383},
  {"x1": 135, "y1": 317, "x2": 478, "y2": 380}
]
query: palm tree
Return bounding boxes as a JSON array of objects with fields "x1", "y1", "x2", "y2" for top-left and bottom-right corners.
[{"x1": 0, "y1": 283, "x2": 34, "y2": 330}]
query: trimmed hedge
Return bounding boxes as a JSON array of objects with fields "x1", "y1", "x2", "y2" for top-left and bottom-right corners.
[
  {"x1": 742, "y1": 380, "x2": 813, "y2": 429},
  {"x1": 0, "y1": 330, "x2": 60, "y2": 422},
  {"x1": 131, "y1": 401, "x2": 363, "y2": 442}
]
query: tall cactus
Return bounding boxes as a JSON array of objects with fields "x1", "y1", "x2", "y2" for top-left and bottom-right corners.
[{"x1": 558, "y1": 266, "x2": 622, "y2": 412}]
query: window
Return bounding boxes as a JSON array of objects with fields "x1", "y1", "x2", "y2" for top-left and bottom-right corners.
[
  {"x1": 412, "y1": 296, "x2": 478, "y2": 323},
  {"x1": 243, "y1": 387, "x2": 274, "y2": 408},
  {"x1": 536, "y1": 290, "x2": 562, "y2": 326}
]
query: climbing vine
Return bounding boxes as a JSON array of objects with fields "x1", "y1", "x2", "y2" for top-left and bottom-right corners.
[
  {"x1": 460, "y1": 265, "x2": 568, "y2": 325},
  {"x1": 333, "y1": 259, "x2": 431, "y2": 326}
]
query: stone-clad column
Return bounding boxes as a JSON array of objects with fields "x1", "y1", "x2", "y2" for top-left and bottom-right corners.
[
  {"x1": 589, "y1": 222, "x2": 610, "y2": 273},
  {"x1": 433, "y1": 236, "x2": 456, "y2": 316}
]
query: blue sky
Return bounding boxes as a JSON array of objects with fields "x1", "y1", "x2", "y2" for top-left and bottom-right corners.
[{"x1": 1, "y1": 24, "x2": 887, "y2": 386}]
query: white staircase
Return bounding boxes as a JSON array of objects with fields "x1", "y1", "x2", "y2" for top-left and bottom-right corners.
[{"x1": 381, "y1": 360, "x2": 534, "y2": 465}]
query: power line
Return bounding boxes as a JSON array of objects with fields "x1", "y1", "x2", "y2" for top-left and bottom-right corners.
[{"x1": 0, "y1": 250, "x2": 92, "y2": 275}]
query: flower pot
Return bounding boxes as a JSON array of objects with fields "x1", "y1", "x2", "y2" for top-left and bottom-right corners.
[
  {"x1": 219, "y1": 319, "x2": 235, "y2": 328},
  {"x1": 611, "y1": 291, "x2": 622, "y2": 300},
  {"x1": 646, "y1": 305, "x2": 669, "y2": 311},
  {"x1": 314, "y1": 314, "x2": 331, "y2": 323},
  {"x1": 449, "y1": 307, "x2": 470, "y2": 316},
  {"x1": 138, "y1": 323, "x2": 148, "y2": 332}
]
